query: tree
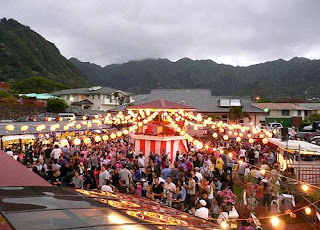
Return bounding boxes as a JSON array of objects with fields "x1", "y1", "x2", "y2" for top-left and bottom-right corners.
[
  {"x1": 46, "y1": 98, "x2": 68, "y2": 113},
  {"x1": 11, "y1": 76, "x2": 68, "y2": 93},
  {"x1": 229, "y1": 106, "x2": 251, "y2": 123},
  {"x1": 113, "y1": 92, "x2": 126, "y2": 105}
]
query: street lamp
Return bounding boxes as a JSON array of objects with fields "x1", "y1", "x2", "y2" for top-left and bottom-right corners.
[{"x1": 263, "y1": 107, "x2": 269, "y2": 127}]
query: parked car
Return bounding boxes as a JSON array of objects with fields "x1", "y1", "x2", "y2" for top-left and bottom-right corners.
[
  {"x1": 38, "y1": 113, "x2": 56, "y2": 121},
  {"x1": 268, "y1": 122, "x2": 283, "y2": 129},
  {"x1": 56, "y1": 113, "x2": 76, "y2": 121},
  {"x1": 302, "y1": 124, "x2": 313, "y2": 131}
]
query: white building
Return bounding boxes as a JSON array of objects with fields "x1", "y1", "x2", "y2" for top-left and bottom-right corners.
[
  {"x1": 253, "y1": 103, "x2": 312, "y2": 127},
  {"x1": 52, "y1": 86, "x2": 134, "y2": 111}
]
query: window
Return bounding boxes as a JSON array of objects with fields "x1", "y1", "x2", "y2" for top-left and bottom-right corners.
[
  {"x1": 92, "y1": 95, "x2": 95, "y2": 99},
  {"x1": 230, "y1": 99, "x2": 241, "y2": 106},
  {"x1": 298, "y1": 110, "x2": 301, "y2": 116},
  {"x1": 282, "y1": 110, "x2": 290, "y2": 116},
  {"x1": 220, "y1": 99, "x2": 230, "y2": 107},
  {"x1": 107, "y1": 95, "x2": 111, "y2": 99}
]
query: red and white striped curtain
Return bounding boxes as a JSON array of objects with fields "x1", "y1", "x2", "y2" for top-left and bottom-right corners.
[{"x1": 134, "y1": 139, "x2": 188, "y2": 162}]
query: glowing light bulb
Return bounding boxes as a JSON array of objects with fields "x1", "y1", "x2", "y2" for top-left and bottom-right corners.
[
  {"x1": 301, "y1": 184, "x2": 309, "y2": 192},
  {"x1": 60, "y1": 139, "x2": 68, "y2": 146},
  {"x1": 228, "y1": 152, "x2": 233, "y2": 158},
  {"x1": 196, "y1": 142, "x2": 203, "y2": 149},
  {"x1": 305, "y1": 207, "x2": 311, "y2": 215},
  {"x1": 220, "y1": 221, "x2": 229, "y2": 229},
  {"x1": 239, "y1": 160, "x2": 244, "y2": 165},
  {"x1": 213, "y1": 133, "x2": 218, "y2": 138},
  {"x1": 74, "y1": 138, "x2": 81, "y2": 146},
  {"x1": 260, "y1": 169, "x2": 266, "y2": 175},
  {"x1": 94, "y1": 136, "x2": 101, "y2": 142},
  {"x1": 271, "y1": 216, "x2": 279, "y2": 227}
]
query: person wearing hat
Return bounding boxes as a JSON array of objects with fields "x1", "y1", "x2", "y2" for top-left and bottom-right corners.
[{"x1": 195, "y1": 199, "x2": 209, "y2": 219}]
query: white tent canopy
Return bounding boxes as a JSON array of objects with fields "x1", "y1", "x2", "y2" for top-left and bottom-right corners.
[{"x1": 268, "y1": 138, "x2": 320, "y2": 155}]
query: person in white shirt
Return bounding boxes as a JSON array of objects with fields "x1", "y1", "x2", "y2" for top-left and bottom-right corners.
[
  {"x1": 194, "y1": 167, "x2": 203, "y2": 182},
  {"x1": 138, "y1": 153, "x2": 145, "y2": 173},
  {"x1": 99, "y1": 165, "x2": 111, "y2": 187},
  {"x1": 51, "y1": 145, "x2": 62, "y2": 160},
  {"x1": 101, "y1": 180, "x2": 113, "y2": 192},
  {"x1": 195, "y1": 199, "x2": 209, "y2": 219},
  {"x1": 217, "y1": 205, "x2": 229, "y2": 224},
  {"x1": 164, "y1": 176, "x2": 176, "y2": 197}
]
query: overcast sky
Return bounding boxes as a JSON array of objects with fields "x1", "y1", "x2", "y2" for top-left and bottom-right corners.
[{"x1": 1, "y1": 0, "x2": 320, "y2": 66}]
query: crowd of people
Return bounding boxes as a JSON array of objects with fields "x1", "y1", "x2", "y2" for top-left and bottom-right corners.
[{"x1": 4, "y1": 133, "x2": 286, "y2": 229}]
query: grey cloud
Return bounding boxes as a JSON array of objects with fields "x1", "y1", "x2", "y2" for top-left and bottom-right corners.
[{"x1": 1, "y1": 0, "x2": 320, "y2": 66}]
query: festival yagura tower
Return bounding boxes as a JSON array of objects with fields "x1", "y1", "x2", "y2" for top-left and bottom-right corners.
[{"x1": 128, "y1": 100, "x2": 195, "y2": 161}]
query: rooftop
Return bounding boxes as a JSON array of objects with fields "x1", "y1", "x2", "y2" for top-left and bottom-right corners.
[
  {"x1": 111, "y1": 89, "x2": 263, "y2": 113},
  {"x1": 0, "y1": 151, "x2": 51, "y2": 187},
  {"x1": 253, "y1": 103, "x2": 312, "y2": 110},
  {"x1": 128, "y1": 99, "x2": 195, "y2": 110}
]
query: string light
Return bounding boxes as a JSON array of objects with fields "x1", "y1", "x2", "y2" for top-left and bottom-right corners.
[
  {"x1": 271, "y1": 216, "x2": 279, "y2": 227},
  {"x1": 220, "y1": 221, "x2": 229, "y2": 229},
  {"x1": 301, "y1": 184, "x2": 309, "y2": 192},
  {"x1": 305, "y1": 207, "x2": 311, "y2": 215}
]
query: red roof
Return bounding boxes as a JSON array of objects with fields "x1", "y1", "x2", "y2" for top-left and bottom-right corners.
[
  {"x1": 0, "y1": 151, "x2": 52, "y2": 187},
  {"x1": 128, "y1": 100, "x2": 195, "y2": 110}
]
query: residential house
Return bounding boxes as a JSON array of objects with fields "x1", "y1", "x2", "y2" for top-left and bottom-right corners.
[
  {"x1": 52, "y1": 86, "x2": 134, "y2": 111},
  {"x1": 253, "y1": 103, "x2": 312, "y2": 127},
  {"x1": 296, "y1": 103, "x2": 320, "y2": 115},
  {"x1": 112, "y1": 89, "x2": 263, "y2": 126}
]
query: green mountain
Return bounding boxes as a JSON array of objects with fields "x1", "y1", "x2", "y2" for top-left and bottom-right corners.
[
  {"x1": 70, "y1": 56, "x2": 320, "y2": 98},
  {"x1": 0, "y1": 18, "x2": 89, "y2": 90}
]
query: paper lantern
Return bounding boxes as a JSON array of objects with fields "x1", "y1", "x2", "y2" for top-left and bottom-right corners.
[
  {"x1": 176, "y1": 127, "x2": 182, "y2": 133},
  {"x1": 249, "y1": 138, "x2": 254, "y2": 144},
  {"x1": 138, "y1": 122, "x2": 143, "y2": 127},
  {"x1": 60, "y1": 139, "x2": 68, "y2": 146},
  {"x1": 223, "y1": 135, "x2": 229, "y2": 141},
  {"x1": 259, "y1": 134, "x2": 265, "y2": 139},
  {"x1": 59, "y1": 117, "x2": 63, "y2": 121},
  {"x1": 6, "y1": 125, "x2": 14, "y2": 132},
  {"x1": 76, "y1": 124, "x2": 81, "y2": 130},
  {"x1": 94, "y1": 136, "x2": 102, "y2": 142},
  {"x1": 236, "y1": 137, "x2": 241, "y2": 142},
  {"x1": 193, "y1": 126, "x2": 198, "y2": 131},
  {"x1": 193, "y1": 140, "x2": 199, "y2": 146},
  {"x1": 87, "y1": 123, "x2": 92, "y2": 128},
  {"x1": 196, "y1": 142, "x2": 203, "y2": 149},
  {"x1": 116, "y1": 131, "x2": 122, "y2": 137},
  {"x1": 212, "y1": 133, "x2": 218, "y2": 138},
  {"x1": 133, "y1": 125, "x2": 138, "y2": 130},
  {"x1": 110, "y1": 133, "x2": 116, "y2": 139},
  {"x1": 129, "y1": 127, "x2": 134, "y2": 132},
  {"x1": 21, "y1": 125, "x2": 29, "y2": 132},
  {"x1": 36, "y1": 125, "x2": 43, "y2": 132},
  {"x1": 83, "y1": 138, "x2": 91, "y2": 145},
  {"x1": 55, "y1": 124, "x2": 60, "y2": 129},
  {"x1": 50, "y1": 125, "x2": 56, "y2": 132},
  {"x1": 262, "y1": 138, "x2": 268, "y2": 144},
  {"x1": 74, "y1": 138, "x2": 81, "y2": 146},
  {"x1": 123, "y1": 130, "x2": 129, "y2": 135},
  {"x1": 64, "y1": 125, "x2": 69, "y2": 131},
  {"x1": 180, "y1": 130, "x2": 185, "y2": 136},
  {"x1": 102, "y1": 135, "x2": 109, "y2": 141}
]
